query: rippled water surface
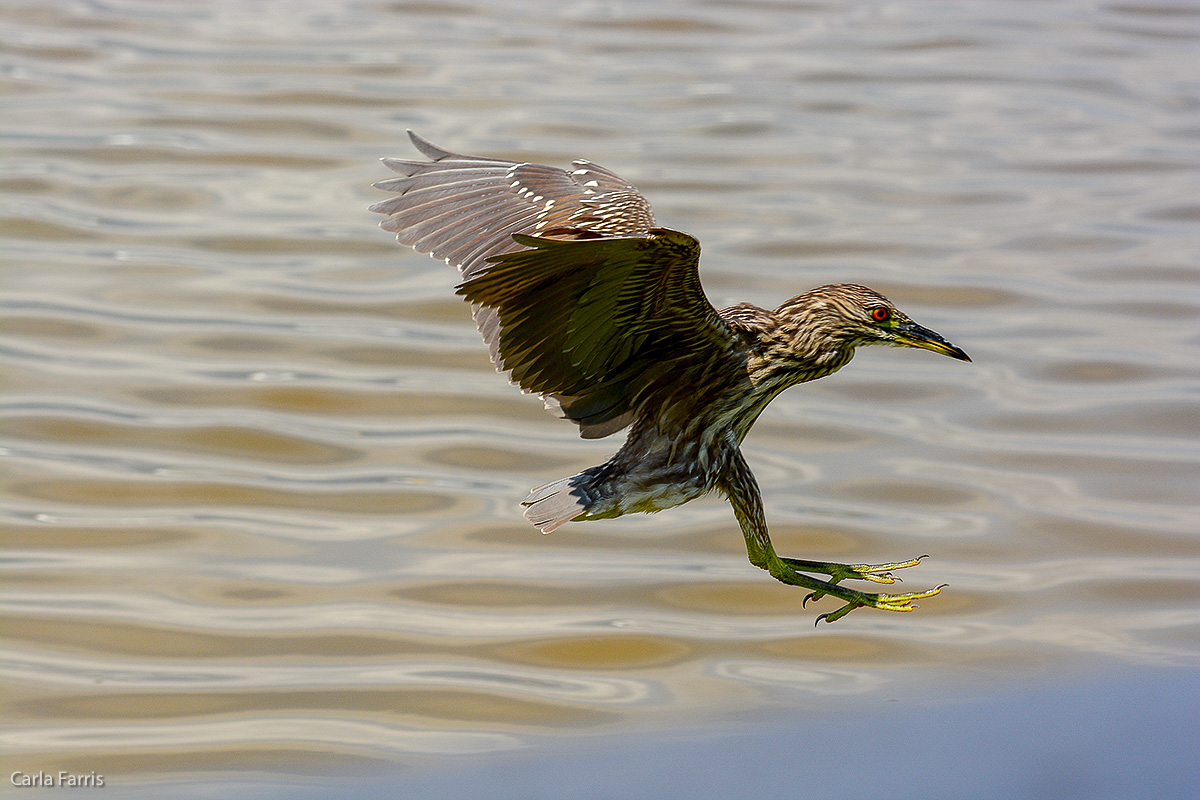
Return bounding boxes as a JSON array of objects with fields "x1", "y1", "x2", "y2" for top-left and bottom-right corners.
[{"x1": 3, "y1": 1, "x2": 1198, "y2": 797}]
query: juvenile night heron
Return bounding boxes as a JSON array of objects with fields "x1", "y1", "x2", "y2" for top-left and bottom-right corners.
[{"x1": 371, "y1": 132, "x2": 970, "y2": 623}]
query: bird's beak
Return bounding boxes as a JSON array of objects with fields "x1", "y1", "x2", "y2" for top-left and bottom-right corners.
[{"x1": 892, "y1": 320, "x2": 971, "y2": 362}]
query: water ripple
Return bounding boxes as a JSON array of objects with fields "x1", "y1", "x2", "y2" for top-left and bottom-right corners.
[{"x1": 3, "y1": 0, "x2": 1198, "y2": 785}]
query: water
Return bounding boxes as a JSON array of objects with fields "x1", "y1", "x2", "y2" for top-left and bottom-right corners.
[{"x1": 2, "y1": 1, "x2": 1198, "y2": 797}]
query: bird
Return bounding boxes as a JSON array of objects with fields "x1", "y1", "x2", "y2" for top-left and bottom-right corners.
[{"x1": 370, "y1": 131, "x2": 970, "y2": 623}]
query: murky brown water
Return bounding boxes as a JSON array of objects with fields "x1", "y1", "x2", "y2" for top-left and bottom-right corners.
[{"x1": 3, "y1": 1, "x2": 1198, "y2": 797}]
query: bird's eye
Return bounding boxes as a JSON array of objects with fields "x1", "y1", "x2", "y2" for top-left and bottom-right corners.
[{"x1": 870, "y1": 307, "x2": 890, "y2": 323}]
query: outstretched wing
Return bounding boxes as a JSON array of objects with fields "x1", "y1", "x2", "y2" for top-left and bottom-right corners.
[
  {"x1": 458, "y1": 229, "x2": 733, "y2": 438},
  {"x1": 371, "y1": 133, "x2": 731, "y2": 438},
  {"x1": 369, "y1": 130, "x2": 655, "y2": 281}
]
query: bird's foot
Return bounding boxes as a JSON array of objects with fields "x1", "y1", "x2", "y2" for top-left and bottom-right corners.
[
  {"x1": 780, "y1": 554, "x2": 929, "y2": 592},
  {"x1": 810, "y1": 583, "x2": 947, "y2": 624},
  {"x1": 766, "y1": 555, "x2": 944, "y2": 623}
]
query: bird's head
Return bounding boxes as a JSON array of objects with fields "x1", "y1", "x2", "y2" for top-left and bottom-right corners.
[{"x1": 775, "y1": 284, "x2": 971, "y2": 365}]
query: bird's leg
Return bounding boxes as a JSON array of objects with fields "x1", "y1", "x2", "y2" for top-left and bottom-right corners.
[{"x1": 719, "y1": 447, "x2": 944, "y2": 623}]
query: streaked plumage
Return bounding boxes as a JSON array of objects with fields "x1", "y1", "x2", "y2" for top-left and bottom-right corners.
[{"x1": 371, "y1": 132, "x2": 970, "y2": 622}]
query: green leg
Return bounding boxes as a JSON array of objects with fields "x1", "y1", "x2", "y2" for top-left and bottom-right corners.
[
  {"x1": 740, "y1": 525, "x2": 945, "y2": 624},
  {"x1": 720, "y1": 445, "x2": 945, "y2": 623}
]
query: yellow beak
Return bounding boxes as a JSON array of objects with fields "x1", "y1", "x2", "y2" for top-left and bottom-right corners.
[{"x1": 893, "y1": 320, "x2": 971, "y2": 362}]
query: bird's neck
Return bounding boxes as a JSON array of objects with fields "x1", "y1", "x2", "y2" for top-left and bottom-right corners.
[
  {"x1": 743, "y1": 311, "x2": 856, "y2": 389},
  {"x1": 715, "y1": 305, "x2": 857, "y2": 443}
]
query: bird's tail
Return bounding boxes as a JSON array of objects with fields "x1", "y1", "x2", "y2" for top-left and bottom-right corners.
[{"x1": 521, "y1": 473, "x2": 594, "y2": 533}]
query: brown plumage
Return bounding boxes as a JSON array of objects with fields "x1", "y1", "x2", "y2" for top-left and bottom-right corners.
[{"x1": 371, "y1": 132, "x2": 970, "y2": 622}]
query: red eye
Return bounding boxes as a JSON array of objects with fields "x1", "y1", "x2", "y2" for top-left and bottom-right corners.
[{"x1": 871, "y1": 307, "x2": 890, "y2": 322}]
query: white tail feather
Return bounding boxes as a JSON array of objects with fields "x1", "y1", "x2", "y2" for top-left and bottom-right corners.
[{"x1": 521, "y1": 476, "x2": 589, "y2": 533}]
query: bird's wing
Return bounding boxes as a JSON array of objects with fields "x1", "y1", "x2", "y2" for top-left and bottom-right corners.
[
  {"x1": 372, "y1": 133, "x2": 731, "y2": 438},
  {"x1": 369, "y1": 131, "x2": 656, "y2": 281},
  {"x1": 457, "y1": 229, "x2": 734, "y2": 439}
]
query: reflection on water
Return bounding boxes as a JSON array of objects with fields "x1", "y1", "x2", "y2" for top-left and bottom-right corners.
[{"x1": 2, "y1": 0, "x2": 1198, "y2": 794}]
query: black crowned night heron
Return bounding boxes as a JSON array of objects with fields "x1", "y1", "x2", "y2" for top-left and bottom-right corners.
[{"x1": 371, "y1": 132, "x2": 970, "y2": 623}]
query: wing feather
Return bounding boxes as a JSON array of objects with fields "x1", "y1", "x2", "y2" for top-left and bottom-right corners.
[
  {"x1": 372, "y1": 133, "x2": 726, "y2": 438},
  {"x1": 456, "y1": 230, "x2": 732, "y2": 437},
  {"x1": 370, "y1": 131, "x2": 655, "y2": 279}
]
